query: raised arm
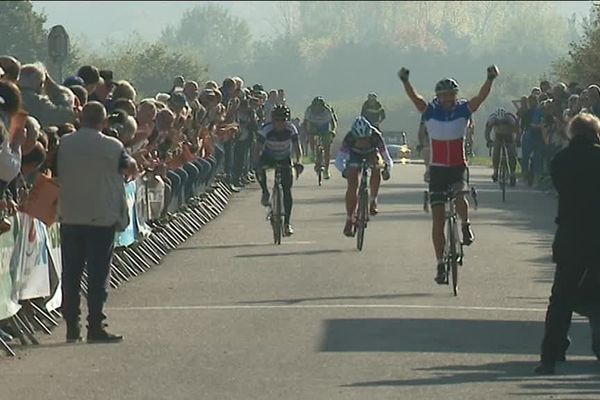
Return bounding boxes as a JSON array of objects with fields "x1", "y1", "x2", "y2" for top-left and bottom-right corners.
[
  {"x1": 468, "y1": 65, "x2": 499, "y2": 113},
  {"x1": 397, "y1": 68, "x2": 427, "y2": 113}
]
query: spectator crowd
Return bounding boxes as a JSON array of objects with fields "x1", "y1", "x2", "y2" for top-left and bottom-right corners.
[
  {"x1": 513, "y1": 79, "x2": 599, "y2": 184},
  {"x1": 0, "y1": 54, "x2": 289, "y2": 342}
]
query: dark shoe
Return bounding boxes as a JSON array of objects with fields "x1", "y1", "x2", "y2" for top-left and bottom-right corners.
[
  {"x1": 343, "y1": 220, "x2": 354, "y2": 237},
  {"x1": 284, "y1": 224, "x2": 294, "y2": 237},
  {"x1": 87, "y1": 326, "x2": 123, "y2": 343},
  {"x1": 435, "y1": 263, "x2": 447, "y2": 285},
  {"x1": 369, "y1": 200, "x2": 379, "y2": 215},
  {"x1": 66, "y1": 322, "x2": 82, "y2": 343},
  {"x1": 509, "y1": 176, "x2": 517, "y2": 187},
  {"x1": 261, "y1": 191, "x2": 271, "y2": 207},
  {"x1": 491, "y1": 174, "x2": 498, "y2": 183},
  {"x1": 462, "y1": 223, "x2": 474, "y2": 246},
  {"x1": 534, "y1": 362, "x2": 555, "y2": 375}
]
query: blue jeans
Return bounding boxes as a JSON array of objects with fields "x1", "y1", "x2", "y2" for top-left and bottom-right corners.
[{"x1": 521, "y1": 129, "x2": 544, "y2": 177}]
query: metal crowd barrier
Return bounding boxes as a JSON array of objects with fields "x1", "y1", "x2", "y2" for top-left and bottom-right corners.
[{"x1": 0, "y1": 154, "x2": 240, "y2": 356}]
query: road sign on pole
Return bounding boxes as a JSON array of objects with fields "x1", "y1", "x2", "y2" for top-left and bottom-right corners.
[{"x1": 47, "y1": 25, "x2": 70, "y2": 83}]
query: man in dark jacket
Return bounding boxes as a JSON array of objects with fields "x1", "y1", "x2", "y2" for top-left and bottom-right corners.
[{"x1": 536, "y1": 113, "x2": 600, "y2": 374}]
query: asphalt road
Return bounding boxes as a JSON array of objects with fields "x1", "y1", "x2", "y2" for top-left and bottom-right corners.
[{"x1": 1, "y1": 162, "x2": 599, "y2": 400}]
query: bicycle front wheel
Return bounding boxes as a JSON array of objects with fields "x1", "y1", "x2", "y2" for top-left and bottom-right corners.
[
  {"x1": 356, "y1": 187, "x2": 368, "y2": 251},
  {"x1": 448, "y1": 218, "x2": 459, "y2": 296},
  {"x1": 316, "y1": 145, "x2": 324, "y2": 186},
  {"x1": 499, "y1": 146, "x2": 508, "y2": 203},
  {"x1": 272, "y1": 185, "x2": 283, "y2": 245}
]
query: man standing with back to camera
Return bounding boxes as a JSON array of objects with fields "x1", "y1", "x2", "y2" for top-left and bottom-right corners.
[{"x1": 57, "y1": 101, "x2": 138, "y2": 344}]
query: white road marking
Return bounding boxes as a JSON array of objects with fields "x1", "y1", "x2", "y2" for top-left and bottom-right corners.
[{"x1": 108, "y1": 303, "x2": 547, "y2": 313}]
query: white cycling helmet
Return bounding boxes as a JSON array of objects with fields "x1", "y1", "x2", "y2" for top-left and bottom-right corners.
[{"x1": 351, "y1": 116, "x2": 373, "y2": 138}]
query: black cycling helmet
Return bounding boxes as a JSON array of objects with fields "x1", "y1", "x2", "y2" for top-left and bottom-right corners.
[
  {"x1": 312, "y1": 96, "x2": 325, "y2": 106},
  {"x1": 272, "y1": 104, "x2": 291, "y2": 121},
  {"x1": 435, "y1": 78, "x2": 459, "y2": 94}
]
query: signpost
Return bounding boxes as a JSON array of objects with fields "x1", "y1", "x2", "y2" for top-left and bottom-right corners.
[{"x1": 47, "y1": 25, "x2": 70, "y2": 83}]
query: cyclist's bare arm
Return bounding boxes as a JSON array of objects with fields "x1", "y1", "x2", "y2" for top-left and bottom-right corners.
[
  {"x1": 417, "y1": 123, "x2": 428, "y2": 147},
  {"x1": 398, "y1": 68, "x2": 427, "y2": 113},
  {"x1": 469, "y1": 80, "x2": 493, "y2": 113},
  {"x1": 402, "y1": 81, "x2": 427, "y2": 113},
  {"x1": 468, "y1": 65, "x2": 499, "y2": 112}
]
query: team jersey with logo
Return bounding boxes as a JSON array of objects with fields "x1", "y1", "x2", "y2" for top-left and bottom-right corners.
[
  {"x1": 257, "y1": 121, "x2": 298, "y2": 160},
  {"x1": 423, "y1": 98, "x2": 472, "y2": 167}
]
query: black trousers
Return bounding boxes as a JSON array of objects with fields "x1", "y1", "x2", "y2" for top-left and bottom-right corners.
[
  {"x1": 540, "y1": 262, "x2": 587, "y2": 363},
  {"x1": 60, "y1": 224, "x2": 115, "y2": 328}
]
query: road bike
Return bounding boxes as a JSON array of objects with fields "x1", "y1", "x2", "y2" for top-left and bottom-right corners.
[
  {"x1": 355, "y1": 160, "x2": 373, "y2": 251},
  {"x1": 265, "y1": 162, "x2": 302, "y2": 245},
  {"x1": 424, "y1": 186, "x2": 478, "y2": 296},
  {"x1": 497, "y1": 139, "x2": 510, "y2": 202},
  {"x1": 266, "y1": 162, "x2": 288, "y2": 245}
]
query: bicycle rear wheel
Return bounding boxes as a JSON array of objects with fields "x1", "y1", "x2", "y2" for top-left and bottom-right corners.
[
  {"x1": 356, "y1": 187, "x2": 368, "y2": 251},
  {"x1": 271, "y1": 184, "x2": 283, "y2": 245}
]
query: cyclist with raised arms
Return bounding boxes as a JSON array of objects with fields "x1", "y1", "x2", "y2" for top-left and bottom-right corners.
[
  {"x1": 254, "y1": 105, "x2": 303, "y2": 236},
  {"x1": 304, "y1": 96, "x2": 338, "y2": 179},
  {"x1": 335, "y1": 116, "x2": 393, "y2": 237},
  {"x1": 398, "y1": 65, "x2": 499, "y2": 284},
  {"x1": 485, "y1": 107, "x2": 519, "y2": 186}
]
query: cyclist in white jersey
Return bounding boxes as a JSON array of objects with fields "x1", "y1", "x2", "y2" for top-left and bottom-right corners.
[{"x1": 398, "y1": 65, "x2": 499, "y2": 285}]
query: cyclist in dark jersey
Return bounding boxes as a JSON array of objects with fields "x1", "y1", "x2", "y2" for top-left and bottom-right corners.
[{"x1": 254, "y1": 105, "x2": 303, "y2": 236}]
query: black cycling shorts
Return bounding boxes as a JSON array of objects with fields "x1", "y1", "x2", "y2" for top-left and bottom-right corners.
[{"x1": 429, "y1": 165, "x2": 469, "y2": 206}]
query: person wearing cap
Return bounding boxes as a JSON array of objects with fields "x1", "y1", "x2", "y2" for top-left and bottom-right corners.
[{"x1": 361, "y1": 92, "x2": 386, "y2": 129}]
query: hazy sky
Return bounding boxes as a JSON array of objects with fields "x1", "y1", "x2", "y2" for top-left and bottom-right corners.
[{"x1": 32, "y1": 1, "x2": 592, "y2": 49}]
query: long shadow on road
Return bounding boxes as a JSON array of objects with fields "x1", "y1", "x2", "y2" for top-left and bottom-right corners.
[
  {"x1": 239, "y1": 292, "x2": 433, "y2": 305},
  {"x1": 320, "y1": 318, "x2": 592, "y2": 356},
  {"x1": 344, "y1": 360, "x2": 600, "y2": 397},
  {"x1": 235, "y1": 249, "x2": 345, "y2": 258}
]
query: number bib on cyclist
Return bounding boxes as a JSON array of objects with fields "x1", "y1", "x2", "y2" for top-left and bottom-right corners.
[{"x1": 423, "y1": 99, "x2": 471, "y2": 167}]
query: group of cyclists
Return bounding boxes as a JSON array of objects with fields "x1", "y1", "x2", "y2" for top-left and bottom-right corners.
[{"x1": 253, "y1": 65, "x2": 500, "y2": 285}]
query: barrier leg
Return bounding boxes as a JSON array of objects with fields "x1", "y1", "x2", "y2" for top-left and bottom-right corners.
[
  {"x1": 12, "y1": 314, "x2": 38, "y2": 345},
  {"x1": 0, "y1": 335, "x2": 15, "y2": 356}
]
